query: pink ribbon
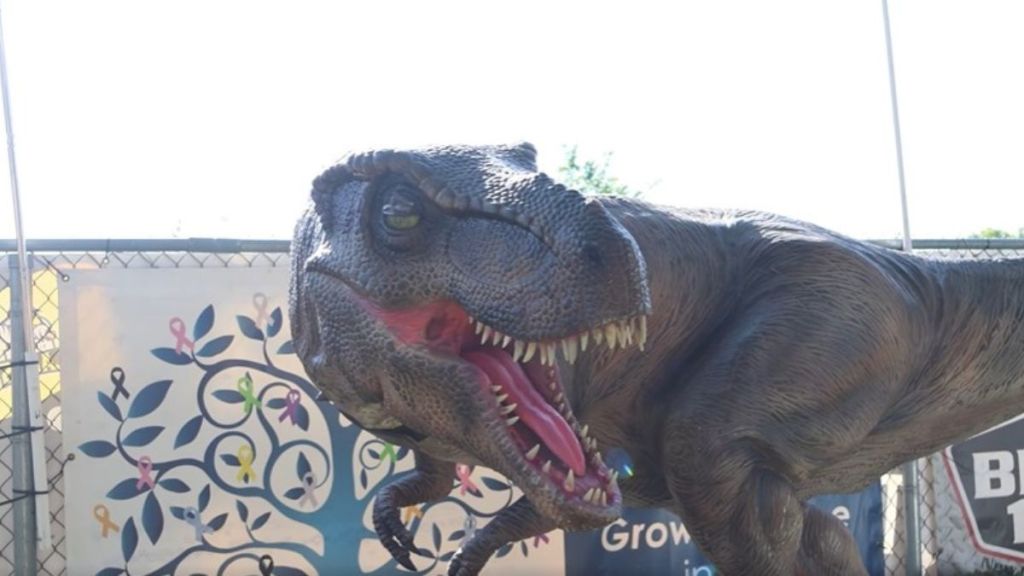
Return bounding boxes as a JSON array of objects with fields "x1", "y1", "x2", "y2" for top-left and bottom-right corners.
[
  {"x1": 455, "y1": 464, "x2": 480, "y2": 496},
  {"x1": 136, "y1": 456, "x2": 155, "y2": 491},
  {"x1": 253, "y1": 293, "x2": 269, "y2": 328},
  {"x1": 169, "y1": 317, "x2": 194, "y2": 354},
  {"x1": 278, "y1": 389, "x2": 301, "y2": 425}
]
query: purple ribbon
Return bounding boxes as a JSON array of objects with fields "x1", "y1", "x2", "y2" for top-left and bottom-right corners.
[{"x1": 278, "y1": 389, "x2": 301, "y2": 425}]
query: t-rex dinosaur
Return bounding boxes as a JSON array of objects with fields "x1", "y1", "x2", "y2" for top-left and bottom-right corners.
[{"x1": 288, "y1": 142, "x2": 1024, "y2": 575}]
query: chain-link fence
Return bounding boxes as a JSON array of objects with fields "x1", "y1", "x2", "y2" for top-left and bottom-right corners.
[{"x1": 0, "y1": 237, "x2": 1022, "y2": 575}]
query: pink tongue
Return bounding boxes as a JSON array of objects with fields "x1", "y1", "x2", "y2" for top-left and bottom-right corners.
[{"x1": 465, "y1": 350, "x2": 586, "y2": 476}]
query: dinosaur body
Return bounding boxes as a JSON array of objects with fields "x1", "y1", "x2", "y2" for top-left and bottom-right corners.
[{"x1": 289, "y1": 143, "x2": 1024, "y2": 575}]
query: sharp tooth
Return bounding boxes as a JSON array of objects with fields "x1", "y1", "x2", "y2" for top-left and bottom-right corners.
[
  {"x1": 611, "y1": 469, "x2": 619, "y2": 482},
  {"x1": 539, "y1": 344, "x2": 549, "y2": 366},
  {"x1": 594, "y1": 452, "x2": 604, "y2": 466},
  {"x1": 559, "y1": 402, "x2": 568, "y2": 414},
  {"x1": 481, "y1": 325, "x2": 492, "y2": 344},
  {"x1": 564, "y1": 470, "x2": 575, "y2": 492},
  {"x1": 501, "y1": 403, "x2": 517, "y2": 415},
  {"x1": 524, "y1": 342, "x2": 537, "y2": 363},
  {"x1": 605, "y1": 324, "x2": 618, "y2": 349},
  {"x1": 502, "y1": 334, "x2": 512, "y2": 348},
  {"x1": 525, "y1": 444, "x2": 541, "y2": 460},
  {"x1": 584, "y1": 488, "x2": 595, "y2": 502},
  {"x1": 468, "y1": 316, "x2": 474, "y2": 324},
  {"x1": 542, "y1": 460, "x2": 552, "y2": 474},
  {"x1": 513, "y1": 340, "x2": 524, "y2": 362},
  {"x1": 496, "y1": 393, "x2": 509, "y2": 403},
  {"x1": 581, "y1": 331, "x2": 589, "y2": 352},
  {"x1": 491, "y1": 384, "x2": 503, "y2": 393},
  {"x1": 593, "y1": 327, "x2": 604, "y2": 346},
  {"x1": 554, "y1": 392, "x2": 564, "y2": 402},
  {"x1": 640, "y1": 316, "x2": 648, "y2": 349},
  {"x1": 623, "y1": 322, "x2": 634, "y2": 346},
  {"x1": 566, "y1": 336, "x2": 578, "y2": 364},
  {"x1": 580, "y1": 424, "x2": 589, "y2": 438},
  {"x1": 506, "y1": 415, "x2": 519, "y2": 426},
  {"x1": 547, "y1": 343, "x2": 557, "y2": 365},
  {"x1": 475, "y1": 321, "x2": 485, "y2": 335},
  {"x1": 549, "y1": 380, "x2": 557, "y2": 391},
  {"x1": 600, "y1": 489, "x2": 607, "y2": 506}
]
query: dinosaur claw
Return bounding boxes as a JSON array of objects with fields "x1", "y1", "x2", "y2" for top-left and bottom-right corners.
[{"x1": 395, "y1": 550, "x2": 417, "y2": 572}]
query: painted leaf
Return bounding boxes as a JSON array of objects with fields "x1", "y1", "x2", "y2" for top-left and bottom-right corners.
[
  {"x1": 212, "y1": 389, "x2": 245, "y2": 404},
  {"x1": 95, "y1": 568, "x2": 124, "y2": 576},
  {"x1": 150, "y1": 347, "x2": 192, "y2": 365},
  {"x1": 142, "y1": 492, "x2": 163, "y2": 544},
  {"x1": 123, "y1": 426, "x2": 164, "y2": 447},
  {"x1": 196, "y1": 335, "x2": 234, "y2": 357},
  {"x1": 220, "y1": 454, "x2": 240, "y2": 467},
  {"x1": 128, "y1": 380, "x2": 172, "y2": 418},
  {"x1": 417, "y1": 547, "x2": 436, "y2": 559},
  {"x1": 158, "y1": 478, "x2": 190, "y2": 493},
  {"x1": 283, "y1": 487, "x2": 305, "y2": 500},
  {"x1": 481, "y1": 477, "x2": 510, "y2": 492},
  {"x1": 449, "y1": 530, "x2": 465, "y2": 542},
  {"x1": 97, "y1": 391, "x2": 122, "y2": 421},
  {"x1": 122, "y1": 517, "x2": 138, "y2": 562},
  {"x1": 440, "y1": 551, "x2": 455, "y2": 562},
  {"x1": 396, "y1": 446, "x2": 410, "y2": 460},
  {"x1": 295, "y1": 404, "x2": 310, "y2": 431},
  {"x1": 79, "y1": 440, "x2": 116, "y2": 458},
  {"x1": 174, "y1": 415, "x2": 203, "y2": 449},
  {"x1": 207, "y1": 513, "x2": 228, "y2": 531},
  {"x1": 199, "y1": 485, "x2": 211, "y2": 512},
  {"x1": 359, "y1": 469, "x2": 367, "y2": 490},
  {"x1": 432, "y1": 524, "x2": 442, "y2": 550},
  {"x1": 236, "y1": 315, "x2": 265, "y2": 341},
  {"x1": 266, "y1": 307, "x2": 283, "y2": 338},
  {"x1": 107, "y1": 478, "x2": 143, "y2": 500},
  {"x1": 495, "y1": 543, "x2": 513, "y2": 558},
  {"x1": 266, "y1": 398, "x2": 286, "y2": 409},
  {"x1": 251, "y1": 511, "x2": 271, "y2": 531},
  {"x1": 236, "y1": 500, "x2": 249, "y2": 523},
  {"x1": 296, "y1": 452, "x2": 311, "y2": 480},
  {"x1": 277, "y1": 340, "x2": 295, "y2": 355},
  {"x1": 368, "y1": 448, "x2": 380, "y2": 460},
  {"x1": 194, "y1": 305, "x2": 214, "y2": 341},
  {"x1": 520, "y1": 541, "x2": 528, "y2": 557},
  {"x1": 169, "y1": 506, "x2": 186, "y2": 520}
]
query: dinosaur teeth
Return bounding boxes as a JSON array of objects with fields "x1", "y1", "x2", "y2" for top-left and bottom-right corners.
[
  {"x1": 580, "y1": 424, "x2": 589, "y2": 438},
  {"x1": 481, "y1": 325, "x2": 492, "y2": 344},
  {"x1": 475, "y1": 321, "x2": 485, "y2": 335},
  {"x1": 580, "y1": 330, "x2": 589, "y2": 352},
  {"x1": 605, "y1": 324, "x2": 618, "y2": 349},
  {"x1": 491, "y1": 384, "x2": 503, "y2": 393},
  {"x1": 593, "y1": 327, "x2": 604, "y2": 346},
  {"x1": 525, "y1": 444, "x2": 541, "y2": 460},
  {"x1": 554, "y1": 392, "x2": 564, "y2": 403},
  {"x1": 599, "y1": 489, "x2": 607, "y2": 506},
  {"x1": 564, "y1": 470, "x2": 575, "y2": 492},
  {"x1": 611, "y1": 469, "x2": 619, "y2": 482},
  {"x1": 513, "y1": 340, "x2": 524, "y2": 362},
  {"x1": 524, "y1": 342, "x2": 537, "y2": 363},
  {"x1": 496, "y1": 393, "x2": 509, "y2": 403},
  {"x1": 500, "y1": 403, "x2": 517, "y2": 415},
  {"x1": 542, "y1": 460, "x2": 552, "y2": 474},
  {"x1": 506, "y1": 415, "x2": 520, "y2": 426},
  {"x1": 501, "y1": 334, "x2": 512, "y2": 348},
  {"x1": 639, "y1": 316, "x2": 648, "y2": 350},
  {"x1": 584, "y1": 488, "x2": 596, "y2": 503}
]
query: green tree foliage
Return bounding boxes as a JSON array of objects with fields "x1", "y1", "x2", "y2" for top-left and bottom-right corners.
[
  {"x1": 557, "y1": 146, "x2": 643, "y2": 198},
  {"x1": 970, "y1": 228, "x2": 1024, "y2": 239}
]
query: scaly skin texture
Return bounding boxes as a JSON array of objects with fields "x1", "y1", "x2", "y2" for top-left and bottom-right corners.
[{"x1": 289, "y1": 143, "x2": 1024, "y2": 576}]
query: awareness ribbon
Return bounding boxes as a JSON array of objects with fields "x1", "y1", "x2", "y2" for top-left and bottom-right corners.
[
  {"x1": 455, "y1": 464, "x2": 480, "y2": 496},
  {"x1": 93, "y1": 505, "x2": 119, "y2": 537},
  {"x1": 299, "y1": 472, "x2": 318, "y2": 508},
  {"x1": 237, "y1": 372, "x2": 261, "y2": 414},
  {"x1": 184, "y1": 506, "x2": 213, "y2": 542},
  {"x1": 401, "y1": 505, "x2": 423, "y2": 525},
  {"x1": 135, "y1": 456, "x2": 155, "y2": 491},
  {"x1": 253, "y1": 293, "x2": 269, "y2": 328},
  {"x1": 379, "y1": 442, "x2": 397, "y2": 463},
  {"x1": 110, "y1": 367, "x2": 130, "y2": 400},
  {"x1": 258, "y1": 555, "x2": 275, "y2": 576},
  {"x1": 169, "y1": 317, "x2": 194, "y2": 354},
  {"x1": 236, "y1": 445, "x2": 256, "y2": 483},
  {"x1": 278, "y1": 389, "x2": 301, "y2": 425}
]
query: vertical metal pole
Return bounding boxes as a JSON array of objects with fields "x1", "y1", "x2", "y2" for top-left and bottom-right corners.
[
  {"x1": 882, "y1": 0, "x2": 922, "y2": 574},
  {"x1": 9, "y1": 256, "x2": 37, "y2": 576},
  {"x1": 0, "y1": 0, "x2": 49, "y2": 561}
]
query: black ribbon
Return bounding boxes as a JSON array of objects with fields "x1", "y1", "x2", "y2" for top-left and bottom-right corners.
[{"x1": 110, "y1": 367, "x2": 129, "y2": 400}]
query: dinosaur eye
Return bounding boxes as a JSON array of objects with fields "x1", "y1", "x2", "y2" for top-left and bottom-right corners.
[{"x1": 381, "y1": 188, "x2": 421, "y2": 231}]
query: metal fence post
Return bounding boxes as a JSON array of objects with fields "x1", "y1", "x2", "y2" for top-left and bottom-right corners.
[
  {"x1": 902, "y1": 459, "x2": 922, "y2": 575},
  {"x1": 9, "y1": 254, "x2": 37, "y2": 575}
]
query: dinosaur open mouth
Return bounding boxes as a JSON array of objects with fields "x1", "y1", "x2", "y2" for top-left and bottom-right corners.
[
  {"x1": 457, "y1": 315, "x2": 646, "y2": 509},
  {"x1": 348, "y1": 288, "x2": 645, "y2": 510}
]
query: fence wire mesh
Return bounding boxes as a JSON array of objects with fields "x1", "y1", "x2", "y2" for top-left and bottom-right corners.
[{"x1": 0, "y1": 238, "x2": 1021, "y2": 575}]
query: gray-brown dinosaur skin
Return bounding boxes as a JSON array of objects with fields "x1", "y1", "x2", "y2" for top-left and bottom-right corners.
[{"x1": 289, "y1": 143, "x2": 1024, "y2": 575}]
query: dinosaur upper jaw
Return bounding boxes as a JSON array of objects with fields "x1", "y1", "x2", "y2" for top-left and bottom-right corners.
[{"x1": 347, "y1": 289, "x2": 641, "y2": 525}]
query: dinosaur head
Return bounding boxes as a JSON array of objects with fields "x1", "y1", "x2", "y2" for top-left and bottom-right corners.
[{"x1": 289, "y1": 143, "x2": 650, "y2": 528}]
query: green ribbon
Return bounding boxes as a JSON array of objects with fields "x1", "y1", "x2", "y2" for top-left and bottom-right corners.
[
  {"x1": 237, "y1": 372, "x2": 261, "y2": 414},
  {"x1": 380, "y1": 442, "x2": 397, "y2": 462}
]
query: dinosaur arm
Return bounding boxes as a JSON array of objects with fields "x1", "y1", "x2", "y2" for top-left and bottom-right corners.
[
  {"x1": 448, "y1": 496, "x2": 556, "y2": 576},
  {"x1": 372, "y1": 450, "x2": 455, "y2": 571}
]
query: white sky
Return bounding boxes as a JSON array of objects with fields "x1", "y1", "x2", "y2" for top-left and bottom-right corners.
[{"x1": 0, "y1": 1, "x2": 1021, "y2": 241}]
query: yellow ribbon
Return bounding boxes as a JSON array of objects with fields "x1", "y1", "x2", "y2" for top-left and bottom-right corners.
[
  {"x1": 401, "y1": 505, "x2": 423, "y2": 525},
  {"x1": 93, "y1": 504, "x2": 120, "y2": 537},
  {"x1": 236, "y1": 445, "x2": 256, "y2": 483}
]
